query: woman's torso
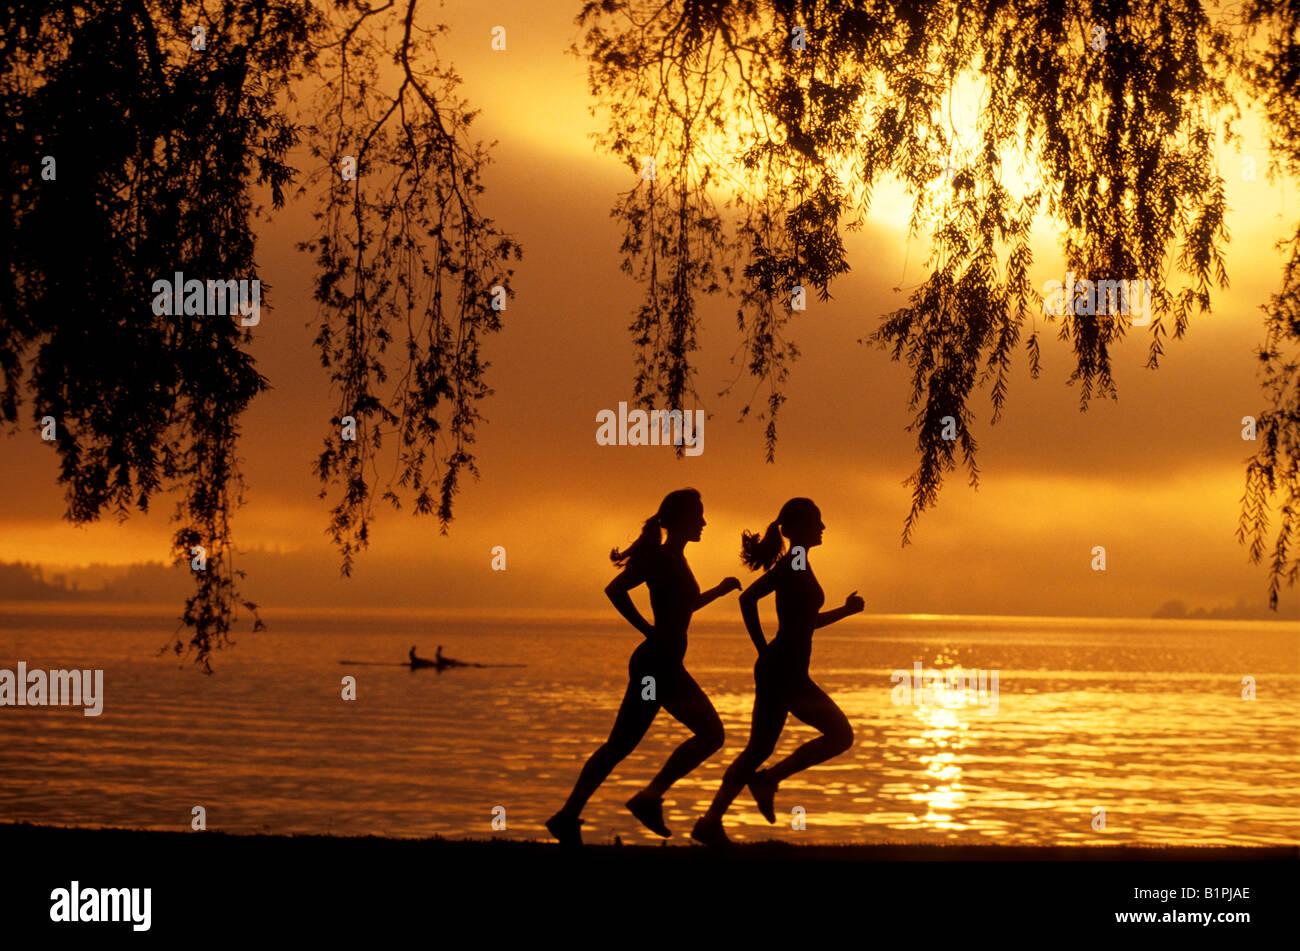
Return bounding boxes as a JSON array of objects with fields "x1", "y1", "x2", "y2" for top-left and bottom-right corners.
[
  {"x1": 637, "y1": 548, "x2": 699, "y2": 664},
  {"x1": 765, "y1": 558, "x2": 825, "y2": 668}
]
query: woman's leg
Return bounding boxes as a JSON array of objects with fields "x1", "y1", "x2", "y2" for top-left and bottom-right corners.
[
  {"x1": 763, "y1": 676, "x2": 853, "y2": 785},
  {"x1": 638, "y1": 667, "x2": 725, "y2": 798},
  {"x1": 554, "y1": 672, "x2": 660, "y2": 819},
  {"x1": 699, "y1": 677, "x2": 787, "y2": 821}
]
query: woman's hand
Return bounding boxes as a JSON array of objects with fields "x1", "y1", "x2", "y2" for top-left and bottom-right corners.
[
  {"x1": 815, "y1": 590, "x2": 865, "y2": 629},
  {"x1": 696, "y1": 577, "x2": 743, "y2": 611},
  {"x1": 606, "y1": 568, "x2": 655, "y2": 639}
]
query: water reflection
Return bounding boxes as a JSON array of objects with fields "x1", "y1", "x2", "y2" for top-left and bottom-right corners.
[
  {"x1": 2, "y1": 612, "x2": 1297, "y2": 845},
  {"x1": 908, "y1": 659, "x2": 973, "y2": 831}
]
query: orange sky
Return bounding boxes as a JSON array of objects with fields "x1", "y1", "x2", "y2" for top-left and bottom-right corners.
[{"x1": 1, "y1": 2, "x2": 1297, "y2": 619}]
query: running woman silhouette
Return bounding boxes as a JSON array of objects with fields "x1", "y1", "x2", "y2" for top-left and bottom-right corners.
[
  {"x1": 546, "y1": 488, "x2": 740, "y2": 846},
  {"x1": 692, "y1": 498, "x2": 864, "y2": 845}
]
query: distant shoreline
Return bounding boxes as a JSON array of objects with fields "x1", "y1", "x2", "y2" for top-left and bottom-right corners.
[
  {"x1": 4, "y1": 556, "x2": 1298, "y2": 621},
  {"x1": 2, "y1": 600, "x2": 1298, "y2": 626}
]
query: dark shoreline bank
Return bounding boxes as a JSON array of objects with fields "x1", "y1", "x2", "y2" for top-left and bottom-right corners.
[
  {"x1": 2, "y1": 822, "x2": 1295, "y2": 862},
  {"x1": 3, "y1": 823, "x2": 1293, "y2": 940}
]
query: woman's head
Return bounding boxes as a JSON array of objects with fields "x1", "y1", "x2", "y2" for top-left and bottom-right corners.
[
  {"x1": 611, "y1": 488, "x2": 704, "y2": 567},
  {"x1": 656, "y1": 488, "x2": 705, "y2": 540},
  {"x1": 740, "y1": 498, "x2": 823, "y2": 570}
]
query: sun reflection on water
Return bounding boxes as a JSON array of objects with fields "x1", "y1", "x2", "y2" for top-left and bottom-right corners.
[{"x1": 907, "y1": 670, "x2": 974, "y2": 831}]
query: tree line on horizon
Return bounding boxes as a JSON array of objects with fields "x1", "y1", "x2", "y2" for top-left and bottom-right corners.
[{"x1": 2, "y1": 558, "x2": 1298, "y2": 622}]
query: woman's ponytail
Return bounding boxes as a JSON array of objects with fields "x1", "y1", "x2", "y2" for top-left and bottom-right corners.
[
  {"x1": 611, "y1": 488, "x2": 702, "y2": 569},
  {"x1": 611, "y1": 513, "x2": 662, "y2": 568},
  {"x1": 740, "y1": 498, "x2": 817, "y2": 571},
  {"x1": 740, "y1": 519, "x2": 785, "y2": 571}
]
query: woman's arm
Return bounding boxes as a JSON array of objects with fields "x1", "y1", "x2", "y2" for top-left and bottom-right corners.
[
  {"x1": 738, "y1": 566, "x2": 781, "y2": 653},
  {"x1": 605, "y1": 563, "x2": 655, "y2": 639},
  {"x1": 694, "y1": 576, "x2": 741, "y2": 612},
  {"x1": 815, "y1": 590, "x2": 865, "y2": 629}
]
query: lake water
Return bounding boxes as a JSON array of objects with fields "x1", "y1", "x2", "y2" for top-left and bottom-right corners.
[{"x1": 1, "y1": 604, "x2": 1296, "y2": 845}]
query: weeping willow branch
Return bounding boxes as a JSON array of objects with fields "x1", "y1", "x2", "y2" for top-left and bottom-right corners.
[
  {"x1": 579, "y1": 1, "x2": 1300, "y2": 611},
  {"x1": 1, "y1": 0, "x2": 517, "y2": 669},
  {"x1": 300, "y1": 0, "x2": 521, "y2": 575}
]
